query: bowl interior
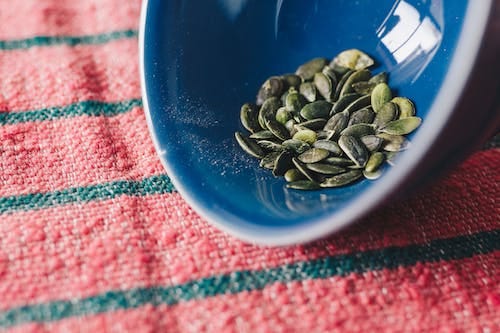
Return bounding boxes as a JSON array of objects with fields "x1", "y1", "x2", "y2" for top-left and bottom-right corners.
[{"x1": 142, "y1": 0, "x2": 470, "y2": 242}]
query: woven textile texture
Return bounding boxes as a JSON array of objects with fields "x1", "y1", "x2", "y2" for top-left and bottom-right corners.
[{"x1": 0, "y1": 1, "x2": 498, "y2": 332}]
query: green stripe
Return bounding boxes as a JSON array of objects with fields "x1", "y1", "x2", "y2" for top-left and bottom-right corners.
[
  {"x1": 0, "y1": 29, "x2": 138, "y2": 50},
  {"x1": 0, "y1": 230, "x2": 497, "y2": 328},
  {"x1": 0, "y1": 174, "x2": 174, "y2": 214},
  {"x1": 0, "y1": 98, "x2": 142, "y2": 125}
]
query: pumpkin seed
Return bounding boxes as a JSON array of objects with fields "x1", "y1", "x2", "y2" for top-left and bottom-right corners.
[
  {"x1": 286, "y1": 180, "x2": 321, "y2": 190},
  {"x1": 296, "y1": 118, "x2": 327, "y2": 131},
  {"x1": 240, "y1": 103, "x2": 261, "y2": 133},
  {"x1": 377, "y1": 133, "x2": 411, "y2": 152},
  {"x1": 338, "y1": 135, "x2": 369, "y2": 167},
  {"x1": 316, "y1": 130, "x2": 335, "y2": 140},
  {"x1": 299, "y1": 82, "x2": 317, "y2": 102},
  {"x1": 292, "y1": 157, "x2": 318, "y2": 182},
  {"x1": 385, "y1": 151, "x2": 398, "y2": 166},
  {"x1": 339, "y1": 69, "x2": 372, "y2": 98},
  {"x1": 273, "y1": 151, "x2": 293, "y2": 176},
  {"x1": 368, "y1": 72, "x2": 387, "y2": 84},
  {"x1": 256, "y1": 76, "x2": 285, "y2": 105},
  {"x1": 314, "y1": 72, "x2": 333, "y2": 101},
  {"x1": 306, "y1": 163, "x2": 345, "y2": 175},
  {"x1": 235, "y1": 132, "x2": 266, "y2": 158},
  {"x1": 258, "y1": 97, "x2": 281, "y2": 129},
  {"x1": 266, "y1": 119, "x2": 290, "y2": 141},
  {"x1": 285, "y1": 91, "x2": 306, "y2": 114},
  {"x1": 391, "y1": 97, "x2": 415, "y2": 118},
  {"x1": 330, "y1": 49, "x2": 374, "y2": 70},
  {"x1": 275, "y1": 107, "x2": 292, "y2": 125},
  {"x1": 351, "y1": 81, "x2": 376, "y2": 95},
  {"x1": 282, "y1": 139, "x2": 310, "y2": 154},
  {"x1": 322, "y1": 66, "x2": 338, "y2": 85},
  {"x1": 371, "y1": 83, "x2": 392, "y2": 113},
  {"x1": 296, "y1": 57, "x2": 328, "y2": 81},
  {"x1": 365, "y1": 151, "x2": 385, "y2": 172},
  {"x1": 323, "y1": 111, "x2": 349, "y2": 135},
  {"x1": 249, "y1": 130, "x2": 276, "y2": 140},
  {"x1": 292, "y1": 129, "x2": 317, "y2": 145},
  {"x1": 284, "y1": 168, "x2": 305, "y2": 182},
  {"x1": 320, "y1": 169, "x2": 363, "y2": 188},
  {"x1": 360, "y1": 135, "x2": 384, "y2": 152},
  {"x1": 300, "y1": 100, "x2": 332, "y2": 120},
  {"x1": 298, "y1": 148, "x2": 330, "y2": 163},
  {"x1": 332, "y1": 69, "x2": 354, "y2": 102},
  {"x1": 379, "y1": 117, "x2": 422, "y2": 135},
  {"x1": 281, "y1": 74, "x2": 302, "y2": 89},
  {"x1": 340, "y1": 123, "x2": 375, "y2": 137},
  {"x1": 329, "y1": 63, "x2": 351, "y2": 77},
  {"x1": 257, "y1": 140, "x2": 284, "y2": 152},
  {"x1": 331, "y1": 93, "x2": 361, "y2": 115},
  {"x1": 260, "y1": 151, "x2": 281, "y2": 169},
  {"x1": 373, "y1": 102, "x2": 399, "y2": 128},
  {"x1": 313, "y1": 140, "x2": 342, "y2": 155},
  {"x1": 324, "y1": 157, "x2": 355, "y2": 167},
  {"x1": 363, "y1": 169, "x2": 382, "y2": 180},
  {"x1": 348, "y1": 107, "x2": 375, "y2": 126},
  {"x1": 343, "y1": 94, "x2": 372, "y2": 114}
]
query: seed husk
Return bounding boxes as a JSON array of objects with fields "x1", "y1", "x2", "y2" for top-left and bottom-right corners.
[
  {"x1": 300, "y1": 100, "x2": 333, "y2": 120},
  {"x1": 292, "y1": 129, "x2": 317, "y2": 145},
  {"x1": 292, "y1": 157, "x2": 318, "y2": 182},
  {"x1": 235, "y1": 132, "x2": 266, "y2": 158},
  {"x1": 316, "y1": 130, "x2": 335, "y2": 140},
  {"x1": 297, "y1": 148, "x2": 330, "y2": 163},
  {"x1": 284, "y1": 168, "x2": 305, "y2": 182},
  {"x1": 330, "y1": 49, "x2": 374, "y2": 70},
  {"x1": 296, "y1": 57, "x2": 328, "y2": 81},
  {"x1": 332, "y1": 69, "x2": 354, "y2": 102},
  {"x1": 343, "y1": 94, "x2": 372, "y2": 114},
  {"x1": 348, "y1": 107, "x2": 375, "y2": 126},
  {"x1": 314, "y1": 72, "x2": 333, "y2": 101},
  {"x1": 373, "y1": 102, "x2": 399, "y2": 128},
  {"x1": 371, "y1": 83, "x2": 392, "y2": 113},
  {"x1": 322, "y1": 66, "x2": 338, "y2": 85},
  {"x1": 281, "y1": 74, "x2": 302, "y2": 89},
  {"x1": 331, "y1": 93, "x2": 361, "y2": 115},
  {"x1": 286, "y1": 180, "x2": 321, "y2": 190},
  {"x1": 377, "y1": 133, "x2": 411, "y2": 152},
  {"x1": 351, "y1": 81, "x2": 376, "y2": 95},
  {"x1": 299, "y1": 82, "x2": 317, "y2": 102},
  {"x1": 258, "y1": 97, "x2": 281, "y2": 129},
  {"x1": 297, "y1": 118, "x2": 327, "y2": 130},
  {"x1": 313, "y1": 139, "x2": 342, "y2": 155},
  {"x1": 338, "y1": 134, "x2": 369, "y2": 167},
  {"x1": 256, "y1": 76, "x2": 285, "y2": 105},
  {"x1": 260, "y1": 151, "x2": 281, "y2": 169},
  {"x1": 273, "y1": 151, "x2": 293, "y2": 176},
  {"x1": 365, "y1": 151, "x2": 385, "y2": 173},
  {"x1": 285, "y1": 91, "x2": 306, "y2": 113},
  {"x1": 282, "y1": 139, "x2": 310, "y2": 154},
  {"x1": 250, "y1": 130, "x2": 277, "y2": 140},
  {"x1": 360, "y1": 135, "x2": 384, "y2": 152},
  {"x1": 324, "y1": 157, "x2": 355, "y2": 167},
  {"x1": 339, "y1": 69, "x2": 372, "y2": 97},
  {"x1": 240, "y1": 103, "x2": 261, "y2": 133},
  {"x1": 323, "y1": 111, "x2": 349, "y2": 135},
  {"x1": 275, "y1": 106, "x2": 292, "y2": 125},
  {"x1": 266, "y1": 119, "x2": 290, "y2": 141},
  {"x1": 329, "y1": 63, "x2": 351, "y2": 77},
  {"x1": 340, "y1": 123, "x2": 376, "y2": 137},
  {"x1": 257, "y1": 140, "x2": 284, "y2": 152},
  {"x1": 306, "y1": 163, "x2": 345, "y2": 175},
  {"x1": 379, "y1": 117, "x2": 422, "y2": 135},
  {"x1": 391, "y1": 97, "x2": 415, "y2": 118},
  {"x1": 320, "y1": 169, "x2": 363, "y2": 188}
]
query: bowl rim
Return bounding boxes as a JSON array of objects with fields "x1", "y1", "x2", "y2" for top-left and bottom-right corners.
[{"x1": 139, "y1": 0, "x2": 494, "y2": 245}]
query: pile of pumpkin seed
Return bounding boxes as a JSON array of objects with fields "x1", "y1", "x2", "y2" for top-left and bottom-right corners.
[{"x1": 235, "y1": 49, "x2": 421, "y2": 190}]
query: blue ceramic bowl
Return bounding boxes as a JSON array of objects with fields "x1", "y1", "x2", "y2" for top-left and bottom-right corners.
[{"x1": 140, "y1": 0, "x2": 499, "y2": 245}]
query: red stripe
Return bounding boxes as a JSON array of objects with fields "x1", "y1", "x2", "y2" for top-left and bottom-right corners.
[
  {"x1": 0, "y1": 39, "x2": 139, "y2": 112},
  {"x1": 0, "y1": 1, "x2": 141, "y2": 39},
  {"x1": 7, "y1": 254, "x2": 499, "y2": 332}
]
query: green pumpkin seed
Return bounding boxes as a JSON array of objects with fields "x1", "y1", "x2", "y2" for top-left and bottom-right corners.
[
  {"x1": 379, "y1": 117, "x2": 422, "y2": 135},
  {"x1": 306, "y1": 163, "x2": 345, "y2": 175},
  {"x1": 281, "y1": 74, "x2": 302, "y2": 88},
  {"x1": 331, "y1": 93, "x2": 361, "y2": 115},
  {"x1": 322, "y1": 66, "x2": 338, "y2": 84},
  {"x1": 265, "y1": 119, "x2": 290, "y2": 141},
  {"x1": 292, "y1": 157, "x2": 318, "y2": 182},
  {"x1": 297, "y1": 148, "x2": 330, "y2": 163},
  {"x1": 324, "y1": 157, "x2": 355, "y2": 167},
  {"x1": 249, "y1": 130, "x2": 277, "y2": 140},
  {"x1": 292, "y1": 129, "x2": 317, "y2": 145},
  {"x1": 365, "y1": 151, "x2": 385, "y2": 172},
  {"x1": 240, "y1": 103, "x2": 261, "y2": 133},
  {"x1": 330, "y1": 49, "x2": 374, "y2": 70},
  {"x1": 257, "y1": 140, "x2": 284, "y2": 152},
  {"x1": 329, "y1": 63, "x2": 351, "y2": 77},
  {"x1": 273, "y1": 151, "x2": 293, "y2": 176},
  {"x1": 258, "y1": 97, "x2": 281, "y2": 129},
  {"x1": 351, "y1": 81, "x2": 376, "y2": 95},
  {"x1": 285, "y1": 91, "x2": 306, "y2": 113},
  {"x1": 360, "y1": 135, "x2": 384, "y2": 152},
  {"x1": 320, "y1": 169, "x2": 363, "y2": 188},
  {"x1": 391, "y1": 97, "x2": 415, "y2": 118},
  {"x1": 296, "y1": 57, "x2": 328, "y2": 81},
  {"x1": 235, "y1": 132, "x2": 266, "y2": 158},
  {"x1": 316, "y1": 130, "x2": 335, "y2": 140},
  {"x1": 314, "y1": 72, "x2": 333, "y2": 101},
  {"x1": 286, "y1": 180, "x2": 321, "y2": 190},
  {"x1": 300, "y1": 100, "x2": 332, "y2": 120},
  {"x1": 371, "y1": 83, "x2": 392, "y2": 113},
  {"x1": 340, "y1": 123, "x2": 375, "y2": 137},
  {"x1": 282, "y1": 139, "x2": 310, "y2": 154},
  {"x1": 260, "y1": 151, "x2": 281, "y2": 169},
  {"x1": 299, "y1": 82, "x2": 317, "y2": 102},
  {"x1": 323, "y1": 111, "x2": 349, "y2": 135},
  {"x1": 275, "y1": 107, "x2": 293, "y2": 125},
  {"x1": 343, "y1": 94, "x2": 372, "y2": 114},
  {"x1": 313, "y1": 140, "x2": 342, "y2": 155},
  {"x1": 348, "y1": 107, "x2": 375, "y2": 126},
  {"x1": 339, "y1": 69, "x2": 372, "y2": 97},
  {"x1": 284, "y1": 168, "x2": 305, "y2": 182},
  {"x1": 373, "y1": 102, "x2": 399, "y2": 128},
  {"x1": 338, "y1": 135, "x2": 369, "y2": 167},
  {"x1": 296, "y1": 118, "x2": 327, "y2": 131},
  {"x1": 377, "y1": 133, "x2": 411, "y2": 152},
  {"x1": 332, "y1": 69, "x2": 354, "y2": 102},
  {"x1": 368, "y1": 72, "x2": 388, "y2": 84},
  {"x1": 363, "y1": 169, "x2": 382, "y2": 180},
  {"x1": 256, "y1": 76, "x2": 285, "y2": 105}
]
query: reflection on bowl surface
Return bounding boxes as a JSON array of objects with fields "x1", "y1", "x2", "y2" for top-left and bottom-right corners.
[{"x1": 141, "y1": 0, "x2": 497, "y2": 244}]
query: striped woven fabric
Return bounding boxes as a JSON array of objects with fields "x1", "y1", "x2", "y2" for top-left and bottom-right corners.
[{"x1": 0, "y1": 1, "x2": 498, "y2": 332}]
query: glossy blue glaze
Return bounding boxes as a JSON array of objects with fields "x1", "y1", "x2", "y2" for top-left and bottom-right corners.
[{"x1": 141, "y1": 0, "x2": 493, "y2": 244}]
